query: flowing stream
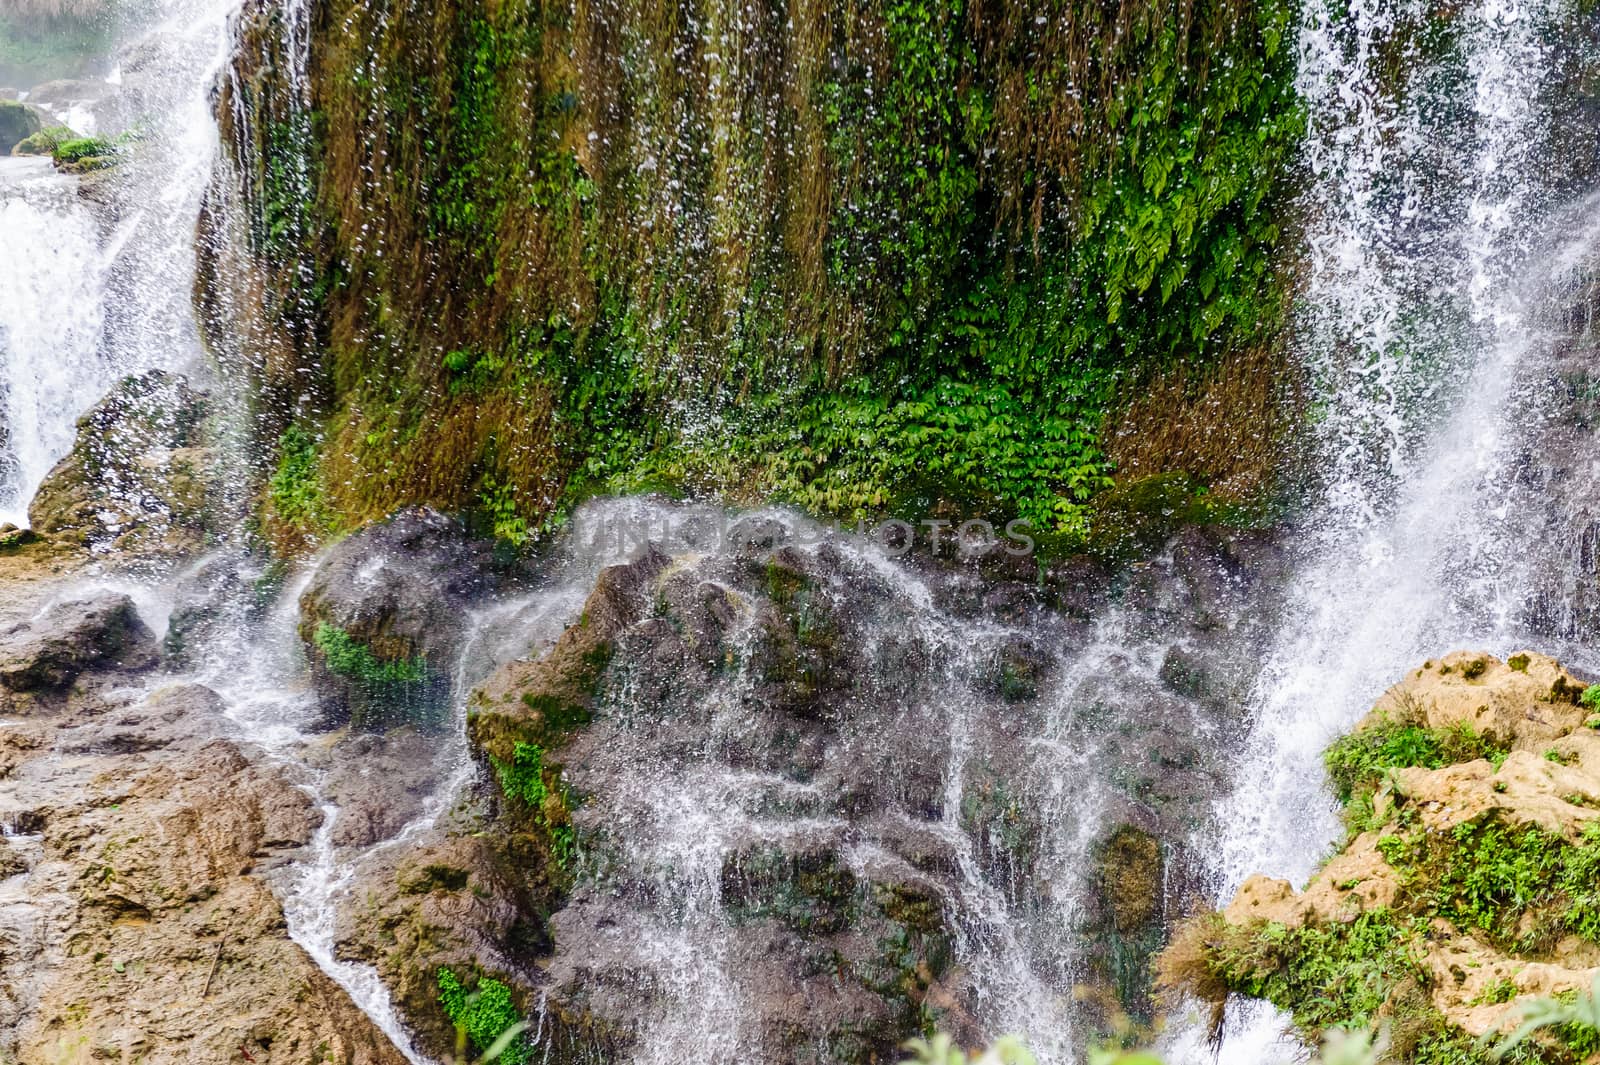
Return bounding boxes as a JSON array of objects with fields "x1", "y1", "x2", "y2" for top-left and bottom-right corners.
[{"x1": 0, "y1": 158, "x2": 108, "y2": 526}]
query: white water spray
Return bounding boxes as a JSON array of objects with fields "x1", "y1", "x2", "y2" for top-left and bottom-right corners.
[{"x1": 0, "y1": 161, "x2": 110, "y2": 526}]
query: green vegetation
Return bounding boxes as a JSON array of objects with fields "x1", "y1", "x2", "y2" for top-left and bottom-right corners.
[
  {"x1": 1324, "y1": 717, "x2": 1506, "y2": 813},
  {"x1": 490, "y1": 741, "x2": 576, "y2": 870},
  {"x1": 1164, "y1": 709, "x2": 1600, "y2": 1064},
  {"x1": 1581, "y1": 684, "x2": 1600, "y2": 709},
  {"x1": 11, "y1": 124, "x2": 75, "y2": 155},
  {"x1": 220, "y1": 0, "x2": 1307, "y2": 549},
  {"x1": 267, "y1": 424, "x2": 330, "y2": 536},
  {"x1": 311, "y1": 623, "x2": 426, "y2": 684},
  {"x1": 1376, "y1": 817, "x2": 1600, "y2": 952},
  {"x1": 51, "y1": 135, "x2": 115, "y2": 164},
  {"x1": 437, "y1": 968, "x2": 529, "y2": 1065}
]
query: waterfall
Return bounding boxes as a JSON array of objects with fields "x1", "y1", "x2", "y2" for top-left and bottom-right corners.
[
  {"x1": 1166, "y1": 0, "x2": 1592, "y2": 1056},
  {"x1": 0, "y1": 161, "x2": 110, "y2": 526},
  {"x1": 0, "y1": 0, "x2": 242, "y2": 529}
]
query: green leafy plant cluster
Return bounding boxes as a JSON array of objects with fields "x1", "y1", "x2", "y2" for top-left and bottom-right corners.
[
  {"x1": 1376, "y1": 816, "x2": 1600, "y2": 952},
  {"x1": 224, "y1": 0, "x2": 1305, "y2": 547},
  {"x1": 1325, "y1": 717, "x2": 1507, "y2": 809},
  {"x1": 1181, "y1": 909, "x2": 1576, "y2": 1064},
  {"x1": 490, "y1": 741, "x2": 576, "y2": 870},
  {"x1": 437, "y1": 968, "x2": 529, "y2": 1065},
  {"x1": 312, "y1": 623, "x2": 427, "y2": 685},
  {"x1": 51, "y1": 135, "x2": 112, "y2": 162},
  {"x1": 268, "y1": 424, "x2": 330, "y2": 532}
]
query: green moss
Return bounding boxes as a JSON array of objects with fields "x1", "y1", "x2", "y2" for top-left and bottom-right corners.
[
  {"x1": 52, "y1": 136, "x2": 117, "y2": 165},
  {"x1": 490, "y1": 741, "x2": 577, "y2": 871},
  {"x1": 12, "y1": 125, "x2": 75, "y2": 156},
  {"x1": 1375, "y1": 817, "x2": 1600, "y2": 953},
  {"x1": 1508, "y1": 654, "x2": 1531, "y2": 673},
  {"x1": 312, "y1": 623, "x2": 426, "y2": 684},
  {"x1": 220, "y1": 0, "x2": 1306, "y2": 546},
  {"x1": 437, "y1": 968, "x2": 529, "y2": 1065}
]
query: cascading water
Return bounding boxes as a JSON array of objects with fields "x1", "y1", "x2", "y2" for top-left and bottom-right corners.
[
  {"x1": 1163, "y1": 0, "x2": 1600, "y2": 1056},
  {"x1": 0, "y1": 159, "x2": 109, "y2": 526},
  {"x1": 0, "y1": 0, "x2": 243, "y2": 529}
]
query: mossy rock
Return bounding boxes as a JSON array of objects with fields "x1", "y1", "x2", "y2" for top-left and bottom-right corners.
[
  {"x1": 1098, "y1": 825, "x2": 1163, "y2": 933},
  {"x1": 1084, "y1": 474, "x2": 1215, "y2": 565},
  {"x1": 468, "y1": 546, "x2": 669, "y2": 765},
  {"x1": 11, "y1": 123, "x2": 73, "y2": 156},
  {"x1": 0, "y1": 99, "x2": 41, "y2": 154}
]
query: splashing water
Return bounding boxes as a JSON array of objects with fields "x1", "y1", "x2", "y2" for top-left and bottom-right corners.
[{"x1": 0, "y1": 0, "x2": 243, "y2": 528}]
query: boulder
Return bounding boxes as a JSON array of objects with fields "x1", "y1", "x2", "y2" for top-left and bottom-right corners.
[
  {"x1": 0, "y1": 100, "x2": 40, "y2": 153},
  {"x1": 29, "y1": 371, "x2": 216, "y2": 557},
  {"x1": 298, "y1": 508, "x2": 514, "y2": 731},
  {"x1": 0, "y1": 592, "x2": 156, "y2": 692},
  {"x1": 162, "y1": 548, "x2": 282, "y2": 667},
  {"x1": 10, "y1": 123, "x2": 75, "y2": 156},
  {"x1": 2, "y1": 735, "x2": 407, "y2": 1064}
]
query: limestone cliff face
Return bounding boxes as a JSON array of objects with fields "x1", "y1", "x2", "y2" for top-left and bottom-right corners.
[
  {"x1": 1160, "y1": 651, "x2": 1600, "y2": 1063},
  {"x1": 200, "y1": 0, "x2": 1306, "y2": 546}
]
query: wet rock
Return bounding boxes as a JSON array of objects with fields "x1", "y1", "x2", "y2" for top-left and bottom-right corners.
[
  {"x1": 338, "y1": 500, "x2": 1291, "y2": 1060},
  {"x1": 469, "y1": 544, "x2": 670, "y2": 761},
  {"x1": 162, "y1": 548, "x2": 282, "y2": 667},
  {"x1": 22, "y1": 79, "x2": 117, "y2": 126},
  {"x1": 0, "y1": 840, "x2": 25, "y2": 879},
  {"x1": 0, "y1": 678, "x2": 405, "y2": 1064},
  {"x1": 0, "y1": 592, "x2": 156, "y2": 692},
  {"x1": 28, "y1": 371, "x2": 216, "y2": 558},
  {"x1": 307, "y1": 728, "x2": 441, "y2": 847},
  {"x1": 56, "y1": 683, "x2": 224, "y2": 754},
  {"x1": 1161, "y1": 650, "x2": 1600, "y2": 1051},
  {"x1": 299, "y1": 508, "x2": 512, "y2": 731},
  {"x1": 334, "y1": 832, "x2": 534, "y2": 1056}
]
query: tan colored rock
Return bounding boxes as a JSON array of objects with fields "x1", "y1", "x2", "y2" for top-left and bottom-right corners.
[
  {"x1": 0, "y1": 686, "x2": 409, "y2": 1065},
  {"x1": 1373, "y1": 650, "x2": 1589, "y2": 749},
  {"x1": 1174, "y1": 649, "x2": 1600, "y2": 1051},
  {"x1": 1390, "y1": 750, "x2": 1600, "y2": 838}
]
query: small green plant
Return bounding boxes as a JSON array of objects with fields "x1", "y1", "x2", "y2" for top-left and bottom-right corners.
[
  {"x1": 492, "y1": 742, "x2": 547, "y2": 807},
  {"x1": 52, "y1": 135, "x2": 116, "y2": 165},
  {"x1": 1479, "y1": 978, "x2": 1521, "y2": 1005},
  {"x1": 1580, "y1": 685, "x2": 1600, "y2": 709},
  {"x1": 1325, "y1": 719, "x2": 1506, "y2": 809},
  {"x1": 478, "y1": 476, "x2": 528, "y2": 546},
  {"x1": 269, "y1": 424, "x2": 329, "y2": 531},
  {"x1": 490, "y1": 741, "x2": 578, "y2": 871},
  {"x1": 312, "y1": 623, "x2": 427, "y2": 684},
  {"x1": 437, "y1": 968, "x2": 529, "y2": 1064}
]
